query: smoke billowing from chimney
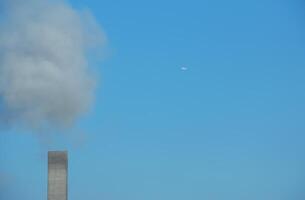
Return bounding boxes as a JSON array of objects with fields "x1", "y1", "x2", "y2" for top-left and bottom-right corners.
[{"x1": 0, "y1": 0, "x2": 105, "y2": 131}]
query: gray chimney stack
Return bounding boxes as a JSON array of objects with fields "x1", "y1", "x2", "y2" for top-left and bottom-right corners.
[{"x1": 48, "y1": 151, "x2": 68, "y2": 200}]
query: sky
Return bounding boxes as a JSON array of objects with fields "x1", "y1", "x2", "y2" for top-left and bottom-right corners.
[{"x1": 1, "y1": 0, "x2": 305, "y2": 199}]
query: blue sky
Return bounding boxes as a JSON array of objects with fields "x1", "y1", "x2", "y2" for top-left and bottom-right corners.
[{"x1": 1, "y1": 0, "x2": 305, "y2": 199}]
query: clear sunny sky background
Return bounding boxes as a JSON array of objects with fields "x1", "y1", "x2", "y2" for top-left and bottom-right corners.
[{"x1": 1, "y1": 0, "x2": 305, "y2": 199}]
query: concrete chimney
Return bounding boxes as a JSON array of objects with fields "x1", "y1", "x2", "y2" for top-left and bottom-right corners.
[{"x1": 48, "y1": 151, "x2": 68, "y2": 200}]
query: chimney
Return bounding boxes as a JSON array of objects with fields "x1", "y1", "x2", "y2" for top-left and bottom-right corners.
[{"x1": 48, "y1": 151, "x2": 68, "y2": 200}]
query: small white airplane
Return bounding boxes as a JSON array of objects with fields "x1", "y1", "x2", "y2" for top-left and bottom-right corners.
[{"x1": 181, "y1": 67, "x2": 188, "y2": 71}]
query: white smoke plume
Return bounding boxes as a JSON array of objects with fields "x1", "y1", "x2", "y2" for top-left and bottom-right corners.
[{"x1": 0, "y1": 0, "x2": 105, "y2": 131}]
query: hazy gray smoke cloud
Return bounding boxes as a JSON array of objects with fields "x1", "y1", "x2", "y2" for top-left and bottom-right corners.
[{"x1": 0, "y1": 0, "x2": 105, "y2": 131}]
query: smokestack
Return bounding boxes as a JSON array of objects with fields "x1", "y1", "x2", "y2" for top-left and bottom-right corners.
[{"x1": 48, "y1": 151, "x2": 68, "y2": 200}]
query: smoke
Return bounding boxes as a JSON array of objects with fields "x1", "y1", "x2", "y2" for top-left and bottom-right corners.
[{"x1": 0, "y1": 0, "x2": 106, "y2": 131}]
